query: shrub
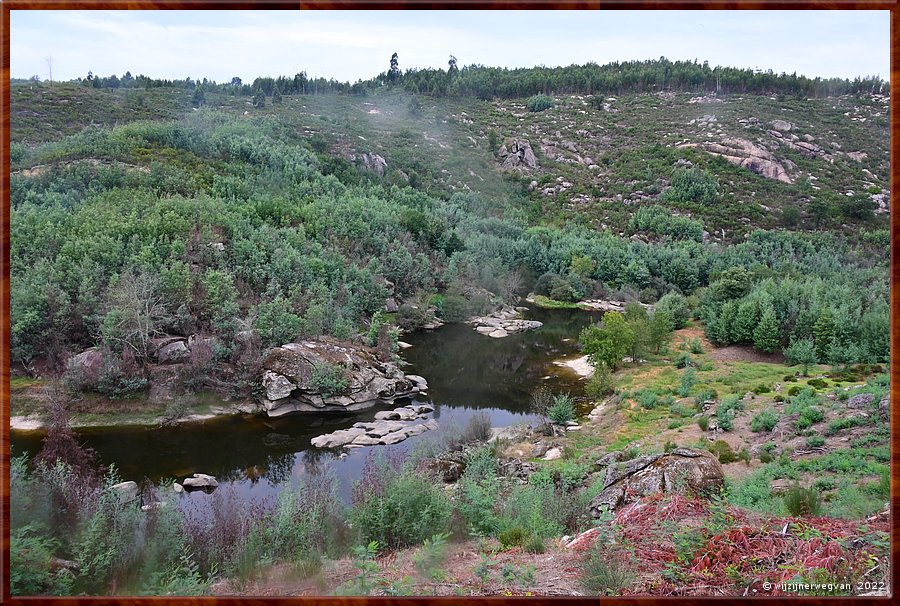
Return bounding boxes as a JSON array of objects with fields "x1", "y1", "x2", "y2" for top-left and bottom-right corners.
[
  {"x1": 662, "y1": 167, "x2": 719, "y2": 206},
  {"x1": 708, "y1": 440, "x2": 737, "y2": 464},
  {"x1": 783, "y1": 484, "x2": 822, "y2": 517},
  {"x1": 350, "y1": 456, "x2": 452, "y2": 549},
  {"x1": 663, "y1": 440, "x2": 677, "y2": 453},
  {"x1": 774, "y1": 395, "x2": 785, "y2": 402},
  {"x1": 807, "y1": 378, "x2": 829, "y2": 389},
  {"x1": 688, "y1": 338, "x2": 704, "y2": 354},
  {"x1": 716, "y1": 409, "x2": 734, "y2": 432},
  {"x1": 678, "y1": 367, "x2": 696, "y2": 397},
  {"x1": 674, "y1": 353, "x2": 693, "y2": 368},
  {"x1": 655, "y1": 292, "x2": 691, "y2": 329},
  {"x1": 526, "y1": 95, "x2": 555, "y2": 113},
  {"x1": 806, "y1": 436, "x2": 825, "y2": 448},
  {"x1": 460, "y1": 411, "x2": 492, "y2": 444},
  {"x1": 751, "y1": 409, "x2": 780, "y2": 432},
  {"x1": 636, "y1": 389, "x2": 659, "y2": 410},
  {"x1": 585, "y1": 364, "x2": 614, "y2": 398},
  {"x1": 738, "y1": 448, "x2": 751, "y2": 464},
  {"x1": 759, "y1": 450, "x2": 774, "y2": 464},
  {"x1": 753, "y1": 384, "x2": 771, "y2": 394},
  {"x1": 547, "y1": 394, "x2": 575, "y2": 425},
  {"x1": 788, "y1": 386, "x2": 802, "y2": 396},
  {"x1": 580, "y1": 547, "x2": 635, "y2": 595},
  {"x1": 697, "y1": 416, "x2": 709, "y2": 431},
  {"x1": 10, "y1": 526, "x2": 74, "y2": 595},
  {"x1": 309, "y1": 362, "x2": 349, "y2": 398}
]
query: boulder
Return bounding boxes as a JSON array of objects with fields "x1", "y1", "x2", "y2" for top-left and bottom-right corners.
[
  {"x1": 543, "y1": 447, "x2": 563, "y2": 461},
  {"x1": 847, "y1": 393, "x2": 875, "y2": 409},
  {"x1": 680, "y1": 138, "x2": 792, "y2": 183},
  {"x1": 384, "y1": 297, "x2": 399, "y2": 313},
  {"x1": 182, "y1": 473, "x2": 219, "y2": 490},
  {"x1": 423, "y1": 451, "x2": 467, "y2": 482},
  {"x1": 157, "y1": 340, "x2": 190, "y2": 364},
  {"x1": 262, "y1": 370, "x2": 296, "y2": 401},
  {"x1": 589, "y1": 448, "x2": 724, "y2": 515},
  {"x1": 258, "y1": 338, "x2": 423, "y2": 416},
  {"x1": 312, "y1": 419, "x2": 438, "y2": 449},
  {"x1": 499, "y1": 139, "x2": 539, "y2": 171},
  {"x1": 110, "y1": 481, "x2": 140, "y2": 504},
  {"x1": 68, "y1": 348, "x2": 105, "y2": 380},
  {"x1": 770, "y1": 119, "x2": 794, "y2": 132}
]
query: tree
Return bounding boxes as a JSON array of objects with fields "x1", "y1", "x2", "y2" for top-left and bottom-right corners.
[
  {"x1": 192, "y1": 85, "x2": 205, "y2": 107},
  {"x1": 448, "y1": 55, "x2": 459, "y2": 79},
  {"x1": 580, "y1": 312, "x2": 634, "y2": 370},
  {"x1": 648, "y1": 310, "x2": 674, "y2": 353},
  {"x1": 812, "y1": 308, "x2": 835, "y2": 362},
  {"x1": 624, "y1": 303, "x2": 650, "y2": 363},
  {"x1": 655, "y1": 292, "x2": 690, "y2": 329},
  {"x1": 254, "y1": 296, "x2": 301, "y2": 348},
  {"x1": 272, "y1": 84, "x2": 283, "y2": 104},
  {"x1": 753, "y1": 306, "x2": 780, "y2": 353},
  {"x1": 784, "y1": 338, "x2": 816, "y2": 376},
  {"x1": 253, "y1": 90, "x2": 266, "y2": 108},
  {"x1": 99, "y1": 269, "x2": 171, "y2": 361},
  {"x1": 389, "y1": 53, "x2": 400, "y2": 83},
  {"x1": 231, "y1": 76, "x2": 243, "y2": 88}
]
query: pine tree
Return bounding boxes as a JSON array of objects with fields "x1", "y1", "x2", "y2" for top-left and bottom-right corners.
[
  {"x1": 272, "y1": 85, "x2": 282, "y2": 104},
  {"x1": 812, "y1": 308, "x2": 835, "y2": 362},
  {"x1": 753, "y1": 307, "x2": 780, "y2": 353}
]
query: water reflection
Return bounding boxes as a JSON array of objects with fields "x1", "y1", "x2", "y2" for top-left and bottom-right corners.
[{"x1": 11, "y1": 305, "x2": 597, "y2": 501}]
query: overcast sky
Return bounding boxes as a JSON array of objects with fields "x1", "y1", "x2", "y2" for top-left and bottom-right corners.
[{"x1": 11, "y1": 10, "x2": 890, "y2": 84}]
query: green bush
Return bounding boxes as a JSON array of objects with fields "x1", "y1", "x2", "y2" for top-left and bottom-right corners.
[
  {"x1": 547, "y1": 394, "x2": 576, "y2": 425},
  {"x1": 807, "y1": 378, "x2": 829, "y2": 389},
  {"x1": 708, "y1": 440, "x2": 737, "y2": 464},
  {"x1": 309, "y1": 362, "x2": 349, "y2": 398},
  {"x1": 674, "y1": 353, "x2": 693, "y2": 368},
  {"x1": 350, "y1": 462, "x2": 452, "y2": 549},
  {"x1": 783, "y1": 484, "x2": 822, "y2": 517},
  {"x1": 678, "y1": 367, "x2": 696, "y2": 397},
  {"x1": 580, "y1": 546, "x2": 635, "y2": 595},
  {"x1": 806, "y1": 436, "x2": 825, "y2": 448},
  {"x1": 697, "y1": 416, "x2": 709, "y2": 431},
  {"x1": 10, "y1": 526, "x2": 74, "y2": 596},
  {"x1": 585, "y1": 364, "x2": 615, "y2": 398},
  {"x1": 636, "y1": 389, "x2": 659, "y2": 410},
  {"x1": 788, "y1": 386, "x2": 802, "y2": 396},
  {"x1": 526, "y1": 95, "x2": 555, "y2": 112},
  {"x1": 753, "y1": 384, "x2": 771, "y2": 394},
  {"x1": 662, "y1": 167, "x2": 719, "y2": 206},
  {"x1": 751, "y1": 409, "x2": 780, "y2": 432}
]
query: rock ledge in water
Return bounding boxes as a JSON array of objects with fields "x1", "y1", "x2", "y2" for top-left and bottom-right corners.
[
  {"x1": 311, "y1": 405, "x2": 438, "y2": 449},
  {"x1": 469, "y1": 305, "x2": 542, "y2": 338}
]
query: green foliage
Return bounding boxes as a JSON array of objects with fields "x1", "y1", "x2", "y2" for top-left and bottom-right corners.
[
  {"x1": 412, "y1": 532, "x2": 450, "y2": 583},
  {"x1": 350, "y1": 463, "x2": 452, "y2": 550},
  {"x1": 697, "y1": 416, "x2": 709, "y2": 431},
  {"x1": 674, "y1": 352, "x2": 693, "y2": 369},
  {"x1": 580, "y1": 312, "x2": 633, "y2": 370},
  {"x1": 783, "y1": 484, "x2": 822, "y2": 517},
  {"x1": 806, "y1": 436, "x2": 825, "y2": 448},
  {"x1": 309, "y1": 362, "x2": 349, "y2": 398},
  {"x1": 10, "y1": 526, "x2": 74, "y2": 596},
  {"x1": 254, "y1": 295, "x2": 301, "y2": 348},
  {"x1": 708, "y1": 440, "x2": 737, "y2": 464},
  {"x1": 751, "y1": 409, "x2": 780, "y2": 432},
  {"x1": 753, "y1": 306, "x2": 781, "y2": 353},
  {"x1": 526, "y1": 94, "x2": 555, "y2": 112},
  {"x1": 784, "y1": 339, "x2": 817, "y2": 376},
  {"x1": 655, "y1": 292, "x2": 690, "y2": 329},
  {"x1": 663, "y1": 167, "x2": 719, "y2": 206},
  {"x1": 678, "y1": 367, "x2": 696, "y2": 397},
  {"x1": 585, "y1": 363, "x2": 615, "y2": 398},
  {"x1": 547, "y1": 393, "x2": 576, "y2": 425},
  {"x1": 629, "y1": 206, "x2": 704, "y2": 241},
  {"x1": 579, "y1": 546, "x2": 634, "y2": 595}
]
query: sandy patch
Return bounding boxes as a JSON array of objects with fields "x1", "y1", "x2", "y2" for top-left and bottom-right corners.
[
  {"x1": 553, "y1": 355, "x2": 594, "y2": 378},
  {"x1": 10, "y1": 416, "x2": 44, "y2": 430}
]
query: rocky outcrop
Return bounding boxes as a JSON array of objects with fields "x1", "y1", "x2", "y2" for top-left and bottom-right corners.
[
  {"x1": 157, "y1": 340, "x2": 189, "y2": 364},
  {"x1": 311, "y1": 405, "x2": 438, "y2": 448},
  {"x1": 498, "y1": 139, "x2": 538, "y2": 170},
  {"x1": 679, "y1": 138, "x2": 792, "y2": 184},
  {"x1": 350, "y1": 152, "x2": 387, "y2": 177},
  {"x1": 257, "y1": 338, "x2": 427, "y2": 416},
  {"x1": 68, "y1": 347, "x2": 106, "y2": 380},
  {"x1": 576, "y1": 299, "x2": 653, "y2": 313},
  {"x1": 470, "y1": 305, "x2": 542, "y2": 338},
  {"x1": 589, "y1": 448, "x2": 724, "y2": 515}
]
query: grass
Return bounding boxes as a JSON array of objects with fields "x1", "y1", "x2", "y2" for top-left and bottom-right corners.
[{"x1": 529, "y1": 294, "x2": 580, "y2": 309}]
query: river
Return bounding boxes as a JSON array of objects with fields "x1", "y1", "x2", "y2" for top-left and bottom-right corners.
[{"x1": 10, "y1": 305, "x2": 597, "y2": 506}]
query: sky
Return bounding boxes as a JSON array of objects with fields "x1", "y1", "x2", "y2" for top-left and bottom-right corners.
[{"x1": 10, "y1": 10, "x2": 890, "y2": 84}]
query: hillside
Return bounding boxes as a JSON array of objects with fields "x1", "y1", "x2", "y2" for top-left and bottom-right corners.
[{"x1": 8, "y1": 72, "x2": 891, "y2": 597}]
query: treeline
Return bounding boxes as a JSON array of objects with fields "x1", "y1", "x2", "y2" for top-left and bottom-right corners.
[{"x1": 70, "y1": 57, "x2": 887, "y2": 101}]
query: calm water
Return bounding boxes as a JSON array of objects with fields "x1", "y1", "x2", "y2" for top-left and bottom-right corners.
[{"x1": 11, "y1": 305, "x2": 597, "y2": 504}]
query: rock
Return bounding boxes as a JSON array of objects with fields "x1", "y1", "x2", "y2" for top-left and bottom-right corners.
[
  {"x1": 110, "y1": 481, "x2": 140, "y2": 503},
  {"x1": 355, "y1": 152, "x2": 387, "y2": 177},
  {"x1": 311, "y1": 428, "x2": 366, "y2": 448},
  {"x1": 770, "y1": 119, "x2": 794, "y2": 131},
  {"x1": 770, "y1": 478, "x2": 793, "y2": 494},
  {"x1": 595, "y1": 451, "x2": 624, "y2": 469},
  {"x1": 531, "y1": 442, "x2": 549, "y2": 458},
  {"x1": 397, "y1": 341, "x2": 412, "y2": 349},
  {"x1": 490, "y1": 424, "x2": 532, "y2": 443},
  {"x1": 878, "y1": 396, "x2": 889, "y2": 421},
  {"x1": 173, "y1": 482, "x2": 184, "y2": 493},
  {"x1": 543, "y1": 447, "x2": 563, "y2": 461},
  {"x1": 182, "y1": 473, "x2": 219, "y2": 490},
  {"x1": 260, "y1": 338, "x2": 422, "y2": 416},
  {"x1": 680, "y1": 137, "x2": 792, "y2": 183},
  {"x1": 847, "y1": 151, "x2": 868, "y2": 162},
  {"x1": 488, "y1": 328, "x2": 509, "y2": 338},
  {"x1": 847, "y1": 393, "x2": 874, "y2": 409},
  {"x1": 68, "y1": 347, "x2": 105, "y2": 380},
  {"x1": 589, "y1": 448, "x2": 724, "y2": 515},
  {"x1": 499, "y1": 139, "x2": 539, "y2": 171},
  {"x1": 384, "y1": 297, "x2": 399, "y2": 313},
  {"x1": 262, "y1": 370, "x2": 296, "y2": 401},
  {"x1": 424, "y1": 451, "x2": 467, "y2": 482},
  {"x1": 312, "y1": 418, "x2": 438, "y2": 449},
  {"x1": 498, "y1": 458, "x2": 538, "y2": 481},
  {"x1": 157, "y1": 340, "x2": 190, "y2": 364},
  {"x1": 141, "y1": 501, "x2": 167, "y2": 512}
]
